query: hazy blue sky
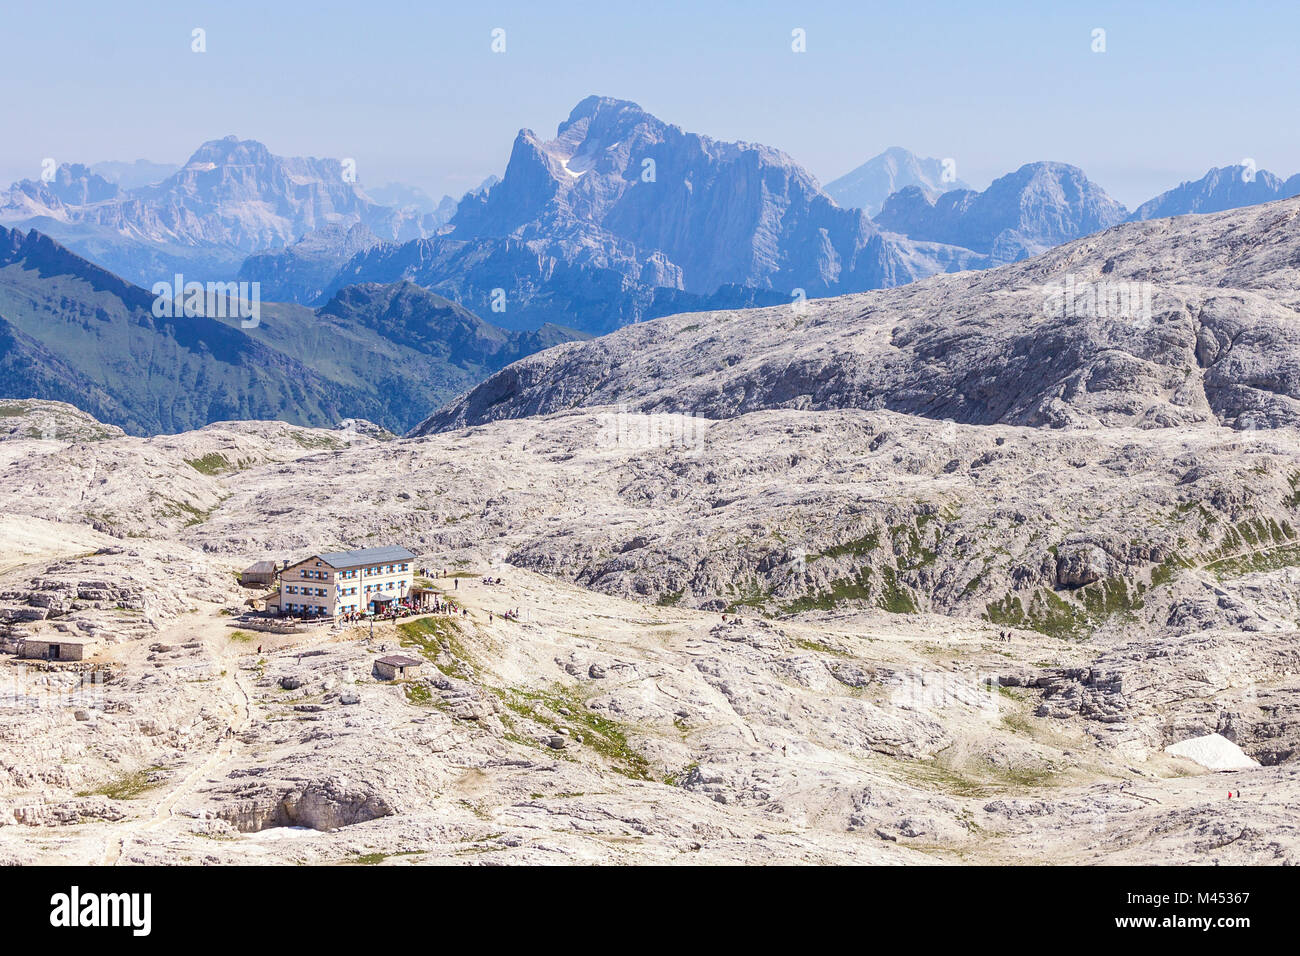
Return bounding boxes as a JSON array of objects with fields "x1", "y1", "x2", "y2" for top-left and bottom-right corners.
[{"x1": 6, "y1": 0, "x2": 1299, "y2": 207}]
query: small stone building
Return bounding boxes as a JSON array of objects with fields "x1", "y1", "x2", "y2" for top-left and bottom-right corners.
[
  {"x1": 373, "y1": 655, "x2": 423, "y2": 680},
  {"x1": 240, "y1": 561, "x2": 279, "y2": 588},
  {"x1": 20, "y1": 636, "x2": 96, "y2": 661}
]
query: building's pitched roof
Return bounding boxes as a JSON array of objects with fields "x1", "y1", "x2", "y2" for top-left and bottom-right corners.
[
  {"x1": 242, "y1": 561, "x2": 277, "y2": 574},
  {"x1": 313, "y1": 545, "x2": 416, "y2": 569},
  {"x1": 376, "y1": 655, "x2": 423, "y2": 668}
]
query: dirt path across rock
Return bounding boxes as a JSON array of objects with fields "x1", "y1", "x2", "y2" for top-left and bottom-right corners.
[{"x1": 102, "y1": 609, "x2": 256, "y2": 865}]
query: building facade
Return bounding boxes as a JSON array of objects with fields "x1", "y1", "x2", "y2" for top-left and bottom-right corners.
[
  {"x1": 374, "y1": 655, "x2": 423, "y2": 680},
  {"x1": 269, "y1": 545, "x2": 416, "y2": 618},
  {"x1": 21, "y1": 637, "x2": 97, "y2": 661}
]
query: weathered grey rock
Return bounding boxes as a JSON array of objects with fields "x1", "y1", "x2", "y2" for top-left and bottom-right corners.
[{"x1": 417, "y1": 197, "x2": 1300, "y2": 435}]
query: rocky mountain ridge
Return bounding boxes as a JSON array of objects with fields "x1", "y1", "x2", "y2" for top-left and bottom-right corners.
[
  {"x1": 0, "y1": 225, "x2": 581, "y2": 435},
  {"x1": 419, "y1": 196, "x2": 1300, "y2": 436}
]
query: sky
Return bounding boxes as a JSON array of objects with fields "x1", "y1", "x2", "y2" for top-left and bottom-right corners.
[{"x1": 4, "y1": 0, "x2": 1299, "y2": 208}]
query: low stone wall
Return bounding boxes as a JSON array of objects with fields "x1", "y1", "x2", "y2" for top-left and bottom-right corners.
[{"x1": 231, "y1": 619, "x2": 311, "y2": 635}]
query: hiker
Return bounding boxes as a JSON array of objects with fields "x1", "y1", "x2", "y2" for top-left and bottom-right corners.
[
  {"x1": 454, "y1": 579, "x2": 458, "y2": 590},
  {"x1": 257, "y1": 644, "x2": 262, "y2": 654}
]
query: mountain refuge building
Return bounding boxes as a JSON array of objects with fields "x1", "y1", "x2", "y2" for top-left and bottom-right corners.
[{"x1": 267, "y1": 546, "x2": 416, "y2": 618}]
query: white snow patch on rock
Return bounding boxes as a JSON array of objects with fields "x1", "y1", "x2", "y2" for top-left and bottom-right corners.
[{"x1": 1164, "y1": 733, "x2": 1260, "y2": 771}]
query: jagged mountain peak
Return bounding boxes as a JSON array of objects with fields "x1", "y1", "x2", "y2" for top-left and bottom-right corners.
[
  {"x1": 444, "y1": 95, "x2": 880, "y2": 301},
  {"x1": 557, "y1": 95, "x2": 652, "y2": 135},
  {"x1": 876, "y1": 160, "x2": 1127, "y2": 264},
  {"x1": 0, "y1": 136, "x2": 442, "y2": 285},
  {"x1": 825, "y1": 146, "x2": 969, "y2": 216},
  {"x1": 1128, "y1": 164, "x2": 1300, "y2": 221}
]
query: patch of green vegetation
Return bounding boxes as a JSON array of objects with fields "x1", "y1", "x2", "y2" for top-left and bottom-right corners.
[
  {"x1": 725, "y1": 580, "x2": 772, "y2": 614},
  {"x1": 987, "y1": 570, "x2": 1154, "y2": 641},
  {"x1": 1207, "y1": 542, "x2": 1300, "y2": 579},
  {"x1": 985, "y1": 589, "x2": 1089, "y2": 640},
  {"x1": 398, "y1": 615, "x2": 474, "y2": 679},
  {"x1": 288, "y1": 431, "x2": 344, "y2": 450},
  {"x1": 1286, "y1": 472, "x2": 1300, "y2": 508},
  {"x1": 663, "y1": 761, "x2": 699, "y2": 786},
  {"x1": 502, "y1": 685, "x2": 653, "y2": 781},
  {"x1": 886, "y1": 755, "x2": 1063, "y2": 797},
  {"x1": 1205, "y1": 516, "x2": 1295, "y2": 563},
  {"x1": 1001, "y1": 713, "x2": 1035, "y2": 736},
  {"x1": 778, "y1": 561, "x2": 917, "y2": 616},
  {"x1": 228, "y1": 630, "x2": 254, "y2": 643},
  {"x1": 404, "y1": 683, "x2": 432, "y2": 705},
  {"x1": 183, "y1": 452, "x2": 231, "y2": 476},
  {"x1": 155, "y1": 494, "x2": 222, "y2": 527},
  {"x1": 77, "y1": 766, "x2": 167, "y2": 800},
  {"x1": 656, "y1": 589, "x2": 684, "y2": 607},
  {"x1": 811, "y1": 531, "x2": 880, "y2": 562},
  {"x1": 791, "y1": 637, "x2": 841, "y2": 654},
  {"x1": 877, "y1": 565, "x2": 919, "y2": 614},
  {"x1": 886, "y1": 760, "x2": 989, "y2": 797},
  {"x1": 779, "y1": 568, "x2": 872, "y2": 614},
  {"x1": 892, "y1": 521, "x2": 938, "y2": 571},
  {"x1": 1077, "y1": 577, "x2": 1144, "y2": 620},
  {"x1": 1150, "y1": 553, "x2": 1193, "y2": 587}
]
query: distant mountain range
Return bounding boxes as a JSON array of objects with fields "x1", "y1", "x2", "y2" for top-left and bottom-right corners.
[
  {"x1": 0, "y1": 224, "x2": 582, "y2": 435},
  {"x1": 824, "y1": 146, "x2": 971, "y2": 217},
  {"x1": 4, "y1": 97, "x2": 1300, "y2": 343},
  {"x1": 875, "y1": 161, "x2": 1129, "y2": 266},
  {"x1": 1127, "y1": 165, "x2": 1300, "y2": 221},
  {"x1": 88, "y1": 159, "x2": 181, "y2": 190},
  {"x1": 301, "y1": 95, "x2": 904, "y2": 333},
  {"x1": 0, "y1": 137, "x2": 443, "y2": 287},
  {"x1": 418, "y1": 196, "x2": 1300, "y2": 436}
]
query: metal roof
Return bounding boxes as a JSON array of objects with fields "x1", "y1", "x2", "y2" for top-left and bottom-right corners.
[
  {"x1": 376, "y1": 655, "x2": 423, "y2": 668},
  {"x1": 313, "y1": 545, "x2": 416, "y2": 569}
]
